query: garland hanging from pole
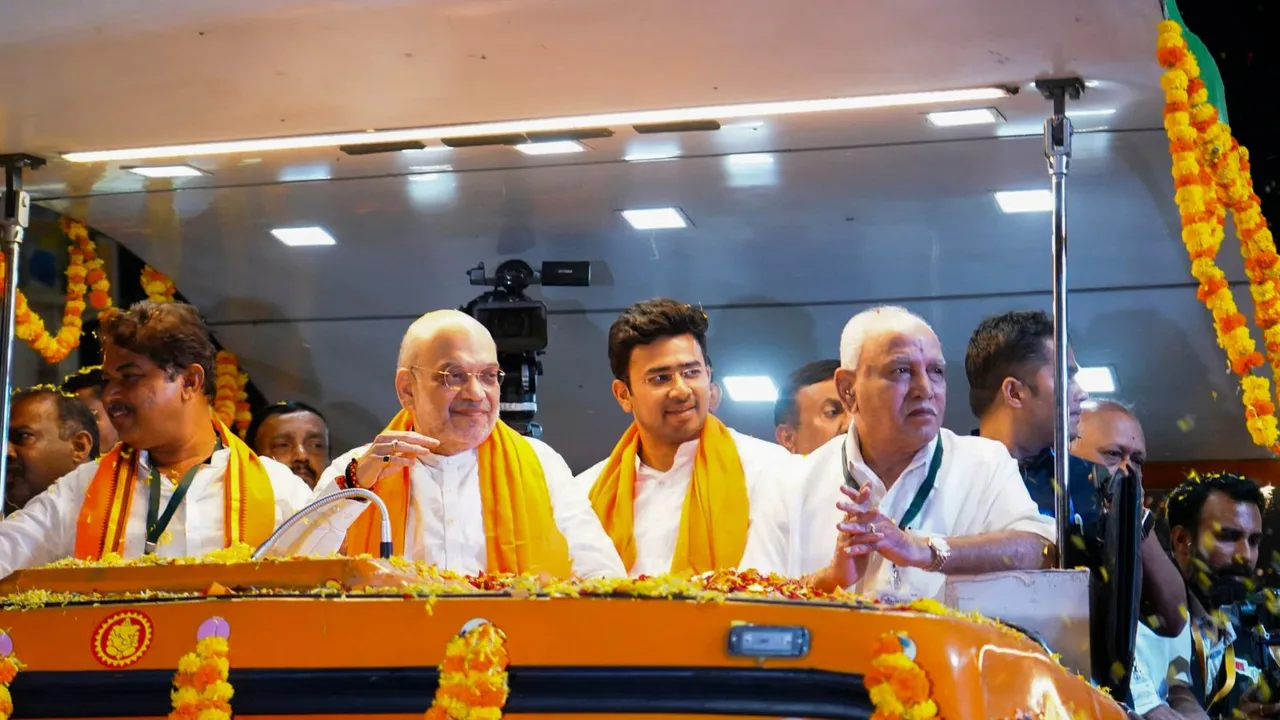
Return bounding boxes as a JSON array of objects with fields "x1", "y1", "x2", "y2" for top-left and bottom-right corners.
[
  {"x1": 0, "y1": 218, "x2": 113, "y2": 364},
  {"x1": 1157, "y1": 20, "x2": 1280, "y2": 452},
  {"x1": 139, "y1": 265, "x2": 252, "y2": 437}
]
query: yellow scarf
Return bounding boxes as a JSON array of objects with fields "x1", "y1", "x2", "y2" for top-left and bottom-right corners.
[
  {"x1": 588, "y1": 415, "x2": 749, "y2": 574},
  {"x1": 344, "y1": 410, "x2": 573, "y2": 577},
  {"x1": 74, "y1": 421, "x2": 276, "y2": 559}
]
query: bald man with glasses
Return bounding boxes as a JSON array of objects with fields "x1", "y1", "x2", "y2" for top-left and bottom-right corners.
[{"x1": 278, "y1": 310, "x2": 625, "y2": 579}]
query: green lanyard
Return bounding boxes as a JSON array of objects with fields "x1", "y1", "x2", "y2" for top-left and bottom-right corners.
[
  {"x1": 145, "y1": 439, "x2": 223, "y2": 554},
  {"x1": 841, "y1": 438, "x2": 944, "y2": 530}
]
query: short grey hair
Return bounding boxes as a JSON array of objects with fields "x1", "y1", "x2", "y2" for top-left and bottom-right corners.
[{"x1": 839, "y1": 306, "x2": 934, "y2": 372}]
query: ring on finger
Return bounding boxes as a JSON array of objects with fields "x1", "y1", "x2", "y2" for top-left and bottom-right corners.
[
  {"x1": 868, "y1": 523, "x2": 876, "y2": 534},
  {"x1": 391, "y1": 439, "x2": 399, "y2": 454},
  {"x1": 381, "y1": 455, "x2": 391, "y2": 464}
]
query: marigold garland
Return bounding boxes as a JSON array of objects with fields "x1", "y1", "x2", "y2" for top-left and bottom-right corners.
[
  {"x1": 170, "y1": 634, "x2": 233, "y2": 720},
  {"x1": 141, "y1": 265, "x2": 251, "y2": 435},
  {"x1": 1157, "y1": 20, "x2": 1280, "y2": 451},
  {"x1": 213, "y1": 351, "x2": 240, "y2": 428},
  {"x1": 866, "y1": 631, "x2": 938, "y2": 720},
  {"x1": 424, "y1": 622, "x2": 509, "y2": 720},
  {"x1": 141, "y1": 265, "x2": 177, "y2": 303},
  {"x1": 0, "y1": 654, "x2": 22, "y2": 720},
  {"x1": 0, "y1": 218, "x2": 113, "y2": 364}
]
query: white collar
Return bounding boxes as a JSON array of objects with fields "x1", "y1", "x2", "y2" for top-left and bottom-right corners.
[{"x1": 844, "y1": 426, "x2": 938, "y2": 489}]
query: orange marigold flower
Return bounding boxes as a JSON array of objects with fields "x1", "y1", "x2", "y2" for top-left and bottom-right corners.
[{"x1": 872, "y1": 633, "x2": 904, "y2": 656}]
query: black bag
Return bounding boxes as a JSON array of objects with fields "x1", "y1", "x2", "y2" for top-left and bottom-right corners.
[{"x1": 1089, "y1": 463, "x2": 1144, "y2": 703}]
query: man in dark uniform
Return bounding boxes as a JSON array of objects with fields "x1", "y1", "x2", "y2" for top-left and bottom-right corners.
[{"x1": 965, "y1": 310, "x2": 1185, "y2": 637}]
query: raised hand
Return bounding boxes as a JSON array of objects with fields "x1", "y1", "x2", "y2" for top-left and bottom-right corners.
[{"x1": 351, "y1": 431, "x2": 441, "y2": 488}]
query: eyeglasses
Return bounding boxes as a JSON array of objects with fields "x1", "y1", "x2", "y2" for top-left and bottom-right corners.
[
  {"x1": 642, "y1": 365, "x2": 708, "y2": 388},
  {"x1": 411, "y1": 366, "x2": 506, "y2": 390}
]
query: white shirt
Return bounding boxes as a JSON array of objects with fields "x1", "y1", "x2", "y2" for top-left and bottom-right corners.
[
  {"x1": 282, "y1": 435, "x2": 626, "y2": 579},
  {"x1": 1130, "y1": 620, "x2": 1194, "y2": 714},
  {"x1": 575, "y1": 428, "x2": 793, "y2": 577},
  {"x1": 0, "y1": 449, "x2": 313, "y2": 578},
  {"x1": 789, "y1": 426, "x2": 1056, "y2": 600}
]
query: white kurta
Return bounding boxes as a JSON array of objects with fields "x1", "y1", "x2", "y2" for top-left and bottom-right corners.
[
  {"x1": 575, "y1": 428, "x2": 794, "y2": 577},
  {"x1": 0, "y1": 449, "x2": 313, "y2": 579},
  {"x1": 789, "y1": 426, "x2": 1055, "y2": 600},
  {"x1": 281, "y1": 435, "x2": 627, "y2": 579}
]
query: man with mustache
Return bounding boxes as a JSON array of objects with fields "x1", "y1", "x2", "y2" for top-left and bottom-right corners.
[
  {"x1": 966, "y1": 312, "x2": 1186, "y2": 636},
  {"x1": 246, "y1": 401, "x2": 331, "y2": 488},
  {"x1": 576, "y1": 299, "x2": 790, "y2": 578},
  {"x1": 283, "y1": 310, "x2": 625, "y2": 578},
  {"x1": 774, "y1": 359, "x2": 848, "y2": 456},
  {"x1": 5, "y1": 387, "x2": 98, "y2": 512},
  {"x1": 792, "y1": 306, "x2": 1055, "y2": 600},
  {"x1": 0, "y1": 301, "x2": 313, "y2": 577},
  {"x1": 61, "y1": 365, "x2": 121, "y2": 454},
  {"x1": 1156, "y1": 473, "x2": 1275, "y2": 719}
]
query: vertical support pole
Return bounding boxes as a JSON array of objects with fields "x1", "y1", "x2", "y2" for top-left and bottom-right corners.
[
  {"x1": 1035, "y1": 79, "x2": 1083, "y2": 569},
  {"x1": 0, "y1": 154, "x2": 47, "y2": 519}
]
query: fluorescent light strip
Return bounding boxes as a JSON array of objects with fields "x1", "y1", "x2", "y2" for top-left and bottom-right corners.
[
  {"x1": 126, "y1": 164, "x2": 206, "y2": 178},
  {"x1": 925, "y1": 108, "x2": 1002, "y2": 127},
  {"x1": 722, "y1": 376, "x2": 779, "y2": 403},
  {"x1": 515, "y1": 140, "x2": 586, "y2": 155},
  {"x1": 270, "y1": 227, "x2": 337, "y2": 247},
  {"x1": 621, "y1": 208, "x2": 688, "y2": 230},
  {"x1": 1076, "y1": 366, "x2": 1117, "y2": 394},
  {"x1": 63, "y1": 86, "x2": 1012, "y2": 163},
  {"x1": 994, "y1": 189, "x2": 1054, "y2": 213}
]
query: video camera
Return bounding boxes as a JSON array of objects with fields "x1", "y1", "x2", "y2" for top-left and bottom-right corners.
[
  {"x1": 1237, "y1": 590, "x2": 1280, "y2": 696},
  {"x1": 460, "y1": 259, "x2": 590, "y2": 438}
]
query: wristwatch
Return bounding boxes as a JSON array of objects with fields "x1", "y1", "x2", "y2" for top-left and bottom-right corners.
[{"x1": 925, "y1": 536, "x2": 951, "y2": 573}]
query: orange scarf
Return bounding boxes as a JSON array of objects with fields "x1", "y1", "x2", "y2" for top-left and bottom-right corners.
[
  {"x1": 344, "y1": 410, "x2": 573, "y2": 577},
  {"x1": 588, "y1": 415, "x2": 750, "y2": 574},
  {"x1": 74, "y1": 421, "x2": 276, "y2": 559}
]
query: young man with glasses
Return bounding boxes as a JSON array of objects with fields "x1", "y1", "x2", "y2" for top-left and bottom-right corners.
[
  {"x1": 281, "y1": 310, "x2": 625, "y2": 579},
  {"x1": 575, "y1": 298, "x2": 791, "y2": 578}
]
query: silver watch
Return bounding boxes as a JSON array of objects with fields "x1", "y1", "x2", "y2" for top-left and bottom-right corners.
[{"x1": 925, "y1": 536, "x2": 951, "y2": 573}]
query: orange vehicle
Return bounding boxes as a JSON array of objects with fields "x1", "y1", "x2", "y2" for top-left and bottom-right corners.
[{"x1": 0, "y1": 555, "x2": 1127, "y2": 719}]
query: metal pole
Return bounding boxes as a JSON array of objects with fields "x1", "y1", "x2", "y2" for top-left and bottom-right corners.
[
  {"x1": 1035, "y1": 79, "x2": 1083, "y2": 569},
  {"x1": 0, "y1": 154, "x2": 46, "y2": 519}
]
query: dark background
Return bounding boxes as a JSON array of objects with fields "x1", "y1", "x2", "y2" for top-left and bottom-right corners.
[{"x1": 1181, "y1": 2, "x2": 1278, "y2": 204}]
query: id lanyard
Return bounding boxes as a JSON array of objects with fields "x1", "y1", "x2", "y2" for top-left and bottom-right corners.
[
  {"x1": 145, "y1": 439, "x2": 223, "y2": 554},
  {"x1": 841, "y1": 439, "x2": 944, "y2": 587}
]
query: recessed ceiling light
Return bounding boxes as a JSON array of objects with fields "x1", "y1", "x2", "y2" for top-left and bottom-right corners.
[
  {"x1": 621, "y1": 208, "x2": 689, "y2": 230},
  {"x1": 270, "y1": 226, "x2": 336, "y2": 247},
  {"x1": 125, "y1": 164, "x2": 207, "y2": 178},
  {"x1": 726, "y1": 153, "x2": 775, "y2": 166},
  {"x1": 624, "y1": 150, "x2": 681, "y2": 162},
  {"x1": 408, "y1": 164, "x2": 452, "y2": 173},
  {"x1": 62, "y1": 86, "x2": 1013, "y2": 162},
  {"x1": 401, "y1": 146, "x2": 449, "y2": 154},
  {"x1": 925, "y1": 108, "x2": 1004, "y2": 127},
  {"x1": 1076, "y1": 366, "x2": 1117, "y2": 394},
  {"x1": 722, "y1": 376, "x2": 779, "y2": 403},
  {"x1": 514, "y1": 140, "x2": 586, "y2": 156},
  {"x1": 994, "y1": 189, "x2": 1054, "y2": 214}
]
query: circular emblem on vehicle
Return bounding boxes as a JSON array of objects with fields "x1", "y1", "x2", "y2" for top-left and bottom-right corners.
[{"x1": 92, "y1": 610, "x2": 153, "y2": 668}]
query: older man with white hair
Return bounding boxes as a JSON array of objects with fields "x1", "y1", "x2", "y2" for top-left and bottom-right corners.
[
  {"x1": 279, "y1": 310, "x2": 626, "y2": 579},
  {"x1": 792, "y1": 306, "x2": 1056, "y2": 600}
]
